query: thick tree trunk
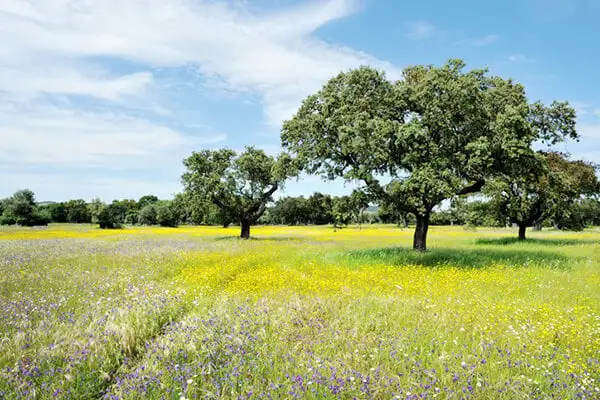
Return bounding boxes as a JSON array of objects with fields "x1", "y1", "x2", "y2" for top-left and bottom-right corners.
[
  {"x1": 413, "y1": 212, "x2": 430, "y2": 251},
  {"x1": 240, "y1": 220, "x2": 251, "y2": 239},
  {"x1": 518, "y1": 223, "x2": 527, "y2": 241}
]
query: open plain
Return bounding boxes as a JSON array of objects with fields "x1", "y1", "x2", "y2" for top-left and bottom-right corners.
[{"x1": 1, "y1": 225, "x2": 599, "y2": 399}]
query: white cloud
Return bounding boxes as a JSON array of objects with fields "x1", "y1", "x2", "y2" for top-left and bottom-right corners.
[
  {"x1": 0, "y1": 0, "x2": 401, "y2": 200},
  {"x1": 0, "y1": 0, "x2": 400, "y2": 125},
  {"x1": 508, "y1": 54, "x2": 536, "y2": 63},
  {"x1": 472, "y1": 34, "x2": 500, "y2": 46},
  {"x1": 567, "y1": 124, "x2": 600, "y2": 164},
  {"x1": 407, "y1": 20, "x2": 436, "y2": 40},
  {"x1": 0, "y1": 102, "x2": 225, "y2": 166},
  {"x1": 580, "y1": 124, "x2": 600, "y2": 139},
  {"x1": 0, "y1": 65, "x2": 153, "y2": 101},
  {"x1": 570, "y1": 101, "x2": 590, "y2": 117}
]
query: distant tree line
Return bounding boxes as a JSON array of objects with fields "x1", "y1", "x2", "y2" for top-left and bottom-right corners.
[
  {"x1": 3, "y1": 185, "x2": 599, "y2": 235},
  {"x1": 0, "y1": 193, "x2": 182, "y2": 229}
]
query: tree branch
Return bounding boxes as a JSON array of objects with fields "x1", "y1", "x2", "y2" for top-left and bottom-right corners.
[
  {"x1": 251, "y1": 202, "x2": 268, "y2": 223},
  {"x1": 456, "y1": 179, "x2": 485, "y2": 196},
  {"x1": 262, "y1": 182, "x2": 279, "y2": 200}
]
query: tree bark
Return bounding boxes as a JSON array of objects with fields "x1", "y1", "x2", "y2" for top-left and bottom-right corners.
[
  {"x1": 518, "y1": 223, "x2": 527, "y2": 241},
  {"x1": 240, "y1": 220, "x2": 251, "y2": 239},
  {"x1": 413, "y1": 212, "x2": 430, "y2": 251}
]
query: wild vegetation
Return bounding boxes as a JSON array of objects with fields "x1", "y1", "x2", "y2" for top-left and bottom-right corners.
[{"x1": 1, "y1": 225, "x2": 599, "y2": 399}]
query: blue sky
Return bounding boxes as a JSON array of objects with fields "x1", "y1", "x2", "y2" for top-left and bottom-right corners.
[{"x1": 1, "y1": 0, "x2": 599, "y2": 202}]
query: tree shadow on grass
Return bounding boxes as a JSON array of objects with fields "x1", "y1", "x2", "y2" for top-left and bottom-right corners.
[
  {"x1": 342, "y1": 246, "x2": 570, "y2": 270},
  {"x1": 476, "y1": 237, "x2": 599, "y2": 246}
]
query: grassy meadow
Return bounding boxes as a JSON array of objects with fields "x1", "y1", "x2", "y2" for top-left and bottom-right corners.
[{"x1": 0, "y1": 224, "x2": 599, "y2": 399}]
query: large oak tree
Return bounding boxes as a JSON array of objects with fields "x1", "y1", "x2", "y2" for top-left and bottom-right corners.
[{"x1": 281, "y1": 59, "x2": 577, "y2": 250}]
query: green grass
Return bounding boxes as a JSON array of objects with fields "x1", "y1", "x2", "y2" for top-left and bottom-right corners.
[{"x1": 0, "y1": 225, "x2": 599, "y2": 399}]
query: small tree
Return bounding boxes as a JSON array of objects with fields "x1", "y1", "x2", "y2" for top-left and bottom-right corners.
[
  {"x1": 182, "y1": 147, "x2": 293, "y2": 239},
  {"x1": 578, "y1": 197, "x2": 600, "y2": 226},
  {"x1": 1, "y1": 189, "x2": 49, "y2": 226},
  {"x1": 88, "y1": 198, "x2": 105, "y2": 224},
  {"x1": 156, "y1": 201, "x2": 180, "y2": 227},
  {"x1": 138, "y1": 195, "x2": 159, "y2": 209},
  {"x1": 488, "y1": 152, "x2": 599, "y2": 240},
  {"x1": 306, "y1": 192, "x2": 334, "y2": 225},
  {"x1": 138, "y1": 204, "x2": 158, "y2": 225},
  {"x1": 331, "y1": 196, "x2": 354, "y2": 229},
  {"x1": 47, "y1": 202, "x2": 68, "y2": 223},
  {"x1": 64, "y1": 199, "x2": 92, "y2": 223},
  {"x1": 4, "y1": 189, "x2": 36, "y2": 225},
  {"x1": 331, "y1": 192, "x2": 368, "y2": 229},
  {"x1": 97, "y1": 204, "x2": 122, "y2": 229}
]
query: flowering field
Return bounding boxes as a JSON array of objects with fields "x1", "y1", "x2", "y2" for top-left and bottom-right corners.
[{"x1": 0, "y1": 225, "x2": 599, "y2": 399}]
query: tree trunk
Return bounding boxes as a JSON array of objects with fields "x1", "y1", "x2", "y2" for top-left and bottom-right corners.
[
  {"x1": 533, "y1": 221, "x2": 542, "y2": 231},
  {"x1": 413, "y1": 212, "x2": 430, "y2": 251},
  {"x1": 240, "y1": 220, "x2": 251, "y2": 239},
  {"x1": 518, "y1": 223, "x2": 527, "y2": 241}
]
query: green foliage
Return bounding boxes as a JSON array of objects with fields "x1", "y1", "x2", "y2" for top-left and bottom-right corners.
[
  {"x1": 138, "y1": 204, "x2": 158, "y2": 225},
  {"x1": 88, "y1": 198, "x2": 105, "y2": 224},
  {"x1": 1, "y1": 189, "x2": 49, "y2": 226},
  {"x1": 109, "y1": 199, "x2": 138, "y2": 225},
  {"x1": 282, "y1": 59, "x2": 578, "y2": 250},
  {"x1": 331, "y1": 192, "x2": 369, "y2": 229},
  {"x1": 554, "y1": 203, "x2": 587, "y2": 231},
  {"x1": 579, "y1": 197, "x2": 600, "y2": 226},
  {"x1": 46, "y1": 203, "x2": 68, "y2": 223},
  {"x1": 0, "y1": 213, "x2": 16, "y2": 226},
  {"x1": 376, "y1": 202, "x2": 412, "y2": 227},
  {"x1": 268, "y1": 196, "x2": 310, "y2": 225},
  {"x1": 138, "y1": 195, "x2": 159, "y2": 209},
  {"x1": 267, "y1": 192, "x2": 336, "y2": 226},
  {"x1": 174, "y1": 192, "x2": 235, "y2": 226},
  {"x1": 64, "y1": 199, "x2": 91, "y2": 223},
  {"x1": 305, "y1": 192, "x2": 334, "y2": 225},
  {"x1": 182, "y1": 146, "x2": 292, "y2": 238},
  {"x1": 95, "y1": 202, "x2": 123, "y2": 229},
  {"x1": 3, "y1": 189, "x2": 35, "y2": 225},
  {"x1": 487, "y1": 152, "x2": 599, "y2": 239},
  {"x1": 155, "y1": 201, "x2": 180, "y2": 227}
]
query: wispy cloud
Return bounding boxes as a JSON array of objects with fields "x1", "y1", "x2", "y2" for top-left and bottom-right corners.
[
  {"x1": 508, "y1": 54, "x2": 536, "y2": 63},
  {"x1": 0, "y1": 0, "x2": 400, "y2": 199},
  {"x1": 0, "y1": 101, "x2": 225, "y2": 167},
  {"x1": 570, "y1": 101, "x2": 590, "y2": 117},
  {"x1": 580, "y1": 124, "x2": 600, "y2": 139},
  {"x1": 1, "y1": 0, "x2": 399, "y2": 125},
  {"x1": 472, "y1": 34, "x2": 500, "y2": 47},
  {"x1": 406, "y1": 20, "x2": 436, "y2": 40}
]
